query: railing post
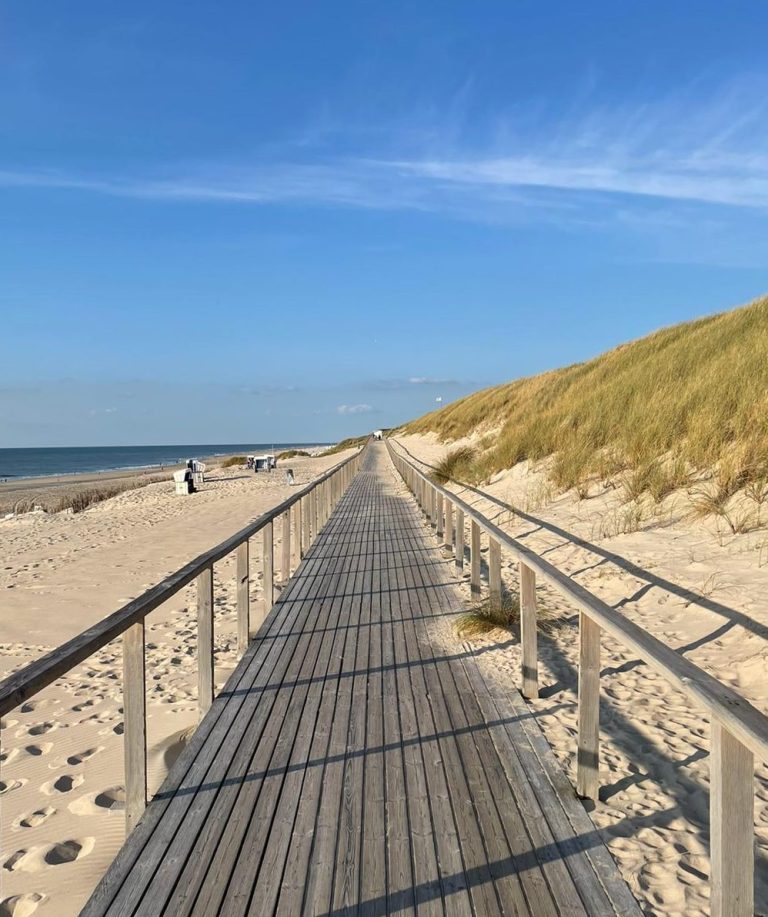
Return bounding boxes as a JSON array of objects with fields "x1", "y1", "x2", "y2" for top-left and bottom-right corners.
[
  {"x1": 577, "y1": 612, "x2": 600, "y2": 799},
  {"x1": 711, "y1": 724, "x2": 754, "y2": 917},
  {"x1": 197, "y1": 565, "x2": 214, "y2": 719},
  {"x1": 455, "y1": 508, "x2": 465, "y2": 570},
  {"x1": 470, "y1": 520, "x2": 481, "y2": 600},
  {"x1": 236, "y1": 540, "x2": 250, "y2": 655},
  {"x1": 489, "y1": 537, "x2": 501, "y2": 609},
  {"x1": 294, "y1": 500, "x2": 303, "y2": 562},
  {"x1": 301, "y1": 495, "x2": 310, "y2": 556},
  {"x1": 312, "y1": 488, "x2": 319, "y2": 542},
  {"x1": 263, "y1": 520, "x2": 274, "y2": 616},
  {"x1": 123, "y1": 620, "x2": 146, "y2": 834},
  {"x1": 281, "y1": 510, "x2": 291, "y2": 582},
  {"x1": 519, "y1": 562, "x2": 538, "y2": 698},
  {"x1": 436, "y1": 492, "x2": 444, "y2": 539},
  {"x1": 444, "y1": 499, "x2": 453, "y2": 552}
]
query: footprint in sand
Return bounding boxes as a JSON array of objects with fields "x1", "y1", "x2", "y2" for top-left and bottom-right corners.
[
  {"x1": 19, "y1": 699, "x2": 48, "y2": 714},
  {"x1": 26, "y1": 723, "x2": 57, "y2": 737},
  {"x1": 3, "y1": 838, "x2": 95, "y2": 872},
  {"x1": 16, "y1": 807, "x2": 56, "y2": 829},
  {"x1": 0, "y1": 779, "x2": 27, "y2": 795},
  {"x1": 66, "y1": 746, "x2": 104, "y2": 766},
  {"x1": 41, "y1": 774, "x2": 84, "y2": 796},
  {"x1": 69, "y1": 786, "x2": 125, "y2": 816},
  {"x1": 23, "y1": 743, "x2": 53, "y2": 758},
  {"x1": 44, "y1": 838, "x2": 95, "y2": 866},
  {"x1": 0, "y1": 893, "x2": 46, "y2": 916},
  {"x1": 0, "y1": 747, "x2": 20, "y2": 765}
]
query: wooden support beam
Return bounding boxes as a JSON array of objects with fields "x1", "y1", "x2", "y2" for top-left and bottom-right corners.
[
  {"x1": 455, "y1": 508, "x2": 465, "y2": 571},
  {"x1": 281, "y1": 511, "x2": 291, "y2": 582},
  {"x1": 489, "y1": 538, "x2": 501, "y2": 609},
  {"x1": 519, "y1": 562, "x2": 538, "y2": 698},
  {"x1": 263, "y1": 520, "x2": 274, "y2": 616},
  {"x1": 470, "y1": 520, "x2": 481, "y2": 600},
  {"x1": 436, "y1": 492, "x2": 444, "y2": 539},
  {"x1": 577, "y1": 612, "x2": 600, "y2": 799},
  {"x1": 123, "y1": 620, "x2": 146, "y2": 834},
  {"x1": 301, "y1": 495, "x2": 310, "y2": 556},
  {"x1": 197, "y1": 565, "x2": 214, "y2": 719},
  {"x1": 711, "y1": 723, "x2": 755, "y2": 917},
  {"x1": 236, "y1": 540, "x2": 249, "y2": 655},
  {"x1": 444, "y1": 500, "x2": 453, "y2": 552},
  {"x1": 294, "y1": 500, "x2": 303, "y2": 563}
]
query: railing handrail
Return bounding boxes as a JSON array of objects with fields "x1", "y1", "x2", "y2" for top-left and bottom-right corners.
[
  {"x1": 0, "y1": 448, "x2": 361, "y2": 717},
  {"x1": 387, "y1": 439, "x2": 768, "y2": 763}
]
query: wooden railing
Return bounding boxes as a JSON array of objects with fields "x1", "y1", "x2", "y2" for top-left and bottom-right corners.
[
  {"x1": 0, "y1": 447, "x2": 364, "y2": 834},
  {"x1": 388, "y1": 439, "x2": 767, "y2": 917}
]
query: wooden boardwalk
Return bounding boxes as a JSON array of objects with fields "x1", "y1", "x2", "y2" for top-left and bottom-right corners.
[{"x1": 83, "y1": 443, "x2": 639, "y2": 916}]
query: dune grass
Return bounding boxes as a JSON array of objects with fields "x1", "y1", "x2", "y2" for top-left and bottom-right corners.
[
  {"x1": 324, "y1": 434, "x2": 370, "y2": 456},
  {"x1": 455, "y1": 596, "x2": 520, "y2": 638},
  {"x1": 277, "y1": 449, "x2": 311, "y2": 460},
  {"x1": 5, "y1": 474, "x2": 169, "y2": 516},
  {"x1": 404, "y1": 295, "x2": 768, "y2": 506},
  {"x1": 433, "y1": 446, "x2": 478, "y2": 484},
  {"x1": 220, "y1": 455, "x2": 247, "y2": 467}
]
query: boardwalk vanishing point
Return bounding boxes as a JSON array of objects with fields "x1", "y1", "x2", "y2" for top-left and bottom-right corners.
[
  {"x1": 81, "y1": 443, "x2": 639, "y2": 915},
  {"x1": 5, "y1": 440, "x2": 767, "y2": 914}
]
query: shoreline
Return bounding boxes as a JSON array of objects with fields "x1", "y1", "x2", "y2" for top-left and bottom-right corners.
[
  {"x1": 0, "y1": 445, "x2": 330, "y2": 515},
  {"x1": 0, "y1": 443, "x2": 329, "y2": 484}
]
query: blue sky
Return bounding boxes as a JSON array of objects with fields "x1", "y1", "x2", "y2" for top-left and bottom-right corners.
[{"x1": 2, "y1": 1, "x2": 767, "y2": 446}]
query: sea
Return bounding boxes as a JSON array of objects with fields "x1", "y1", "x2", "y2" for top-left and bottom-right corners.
[{"x1": 0, "y1": 444, "x2": 328, "y2": 480}]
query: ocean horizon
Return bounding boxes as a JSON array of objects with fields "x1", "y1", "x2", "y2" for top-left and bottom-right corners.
[{"x1": 0, "y1": 443, "x2": 330, "y2": 480}]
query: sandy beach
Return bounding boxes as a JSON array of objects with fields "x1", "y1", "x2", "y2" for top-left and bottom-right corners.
[
  {"x1": 392, "y1": 433, "x2": 768, "y2": 915},
  {"x1": 0, "y1": 449, "x2": 353, "y2": 916}
]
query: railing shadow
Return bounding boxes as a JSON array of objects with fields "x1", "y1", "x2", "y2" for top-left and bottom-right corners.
[{"x1": 393, "y1": 439, "x2": 768, "y2": 651}]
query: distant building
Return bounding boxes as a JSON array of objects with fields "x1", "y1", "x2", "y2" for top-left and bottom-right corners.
[{"x1": 373, "y1": 430, "x2": 383, "y2": 441}]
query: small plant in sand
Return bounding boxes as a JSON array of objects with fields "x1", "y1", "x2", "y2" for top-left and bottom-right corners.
[{"x1": 455, "y1": 596, "x2": 520, "y2": 639}]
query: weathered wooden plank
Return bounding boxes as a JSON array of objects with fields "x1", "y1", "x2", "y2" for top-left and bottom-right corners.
[
  {"x1": 711, "y1": 723, "x2": 754, "y2": 917},
  {"x1": 262, "y1": 520, "x2": 274, "y2": 620},
  {"x1": 455, "y1": 507, "x2": 464, "y2": 571},
  {"x1": 470, "y1": 519, "x2": 481, "y2": 600},
  {"x1": 577, "y1": 612, "x2": 600, "y2": 800},
  {"x1": 236, "y1": 540, "x2": 249, "y2": 656},
  {"x1": 519, "y1": 561, "x2": 538, "y2": 699},
  {"x1": 123, "y1": 621, "x2": 147, "y2": 835},
  {"x1": 281, "y1": 510, "x2": 291, "y2": 582},
  {"x1": 197, "y1": 565, "x2": 214, "y2": 719},
  {"x1": 489, "y1": 537, "x2": 501, "y2": 609}
]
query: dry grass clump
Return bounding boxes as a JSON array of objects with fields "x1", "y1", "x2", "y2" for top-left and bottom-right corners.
[
  {"x1": 455, "y1": 593, "x2": 565, "y2": 639},
  {"x1": 404, "y1": 295, "x2": 768, "y2": 518},
  {"x1": 455, "y1": 596, "x2": 520, "y2": 638},
  {"x1": 3, "y1": 474, "x2": 169, "y2": 516},
  {"x1": 324, "y1": 434, "x2": 370, "y2": 456},
  {"x1": 277, "y1": 449, "x2": 310, "y2": 460},
  {"x1": 432, "y1": 446, "x2": 478, "y2": 484},
  {"x1": 220, "y1": 455, "x2": 247, "y2": 468}
]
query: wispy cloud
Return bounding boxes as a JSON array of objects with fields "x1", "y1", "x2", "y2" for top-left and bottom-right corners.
[
  {"x1": 408, "y1": 376, "x2": 457, "y2": 385},
  {"x1": 337, "y1": 403, "x2": 374, "y2": 415},
  {"x1": 3, "y1": 78, "x2": 768, "y2": 217}
]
